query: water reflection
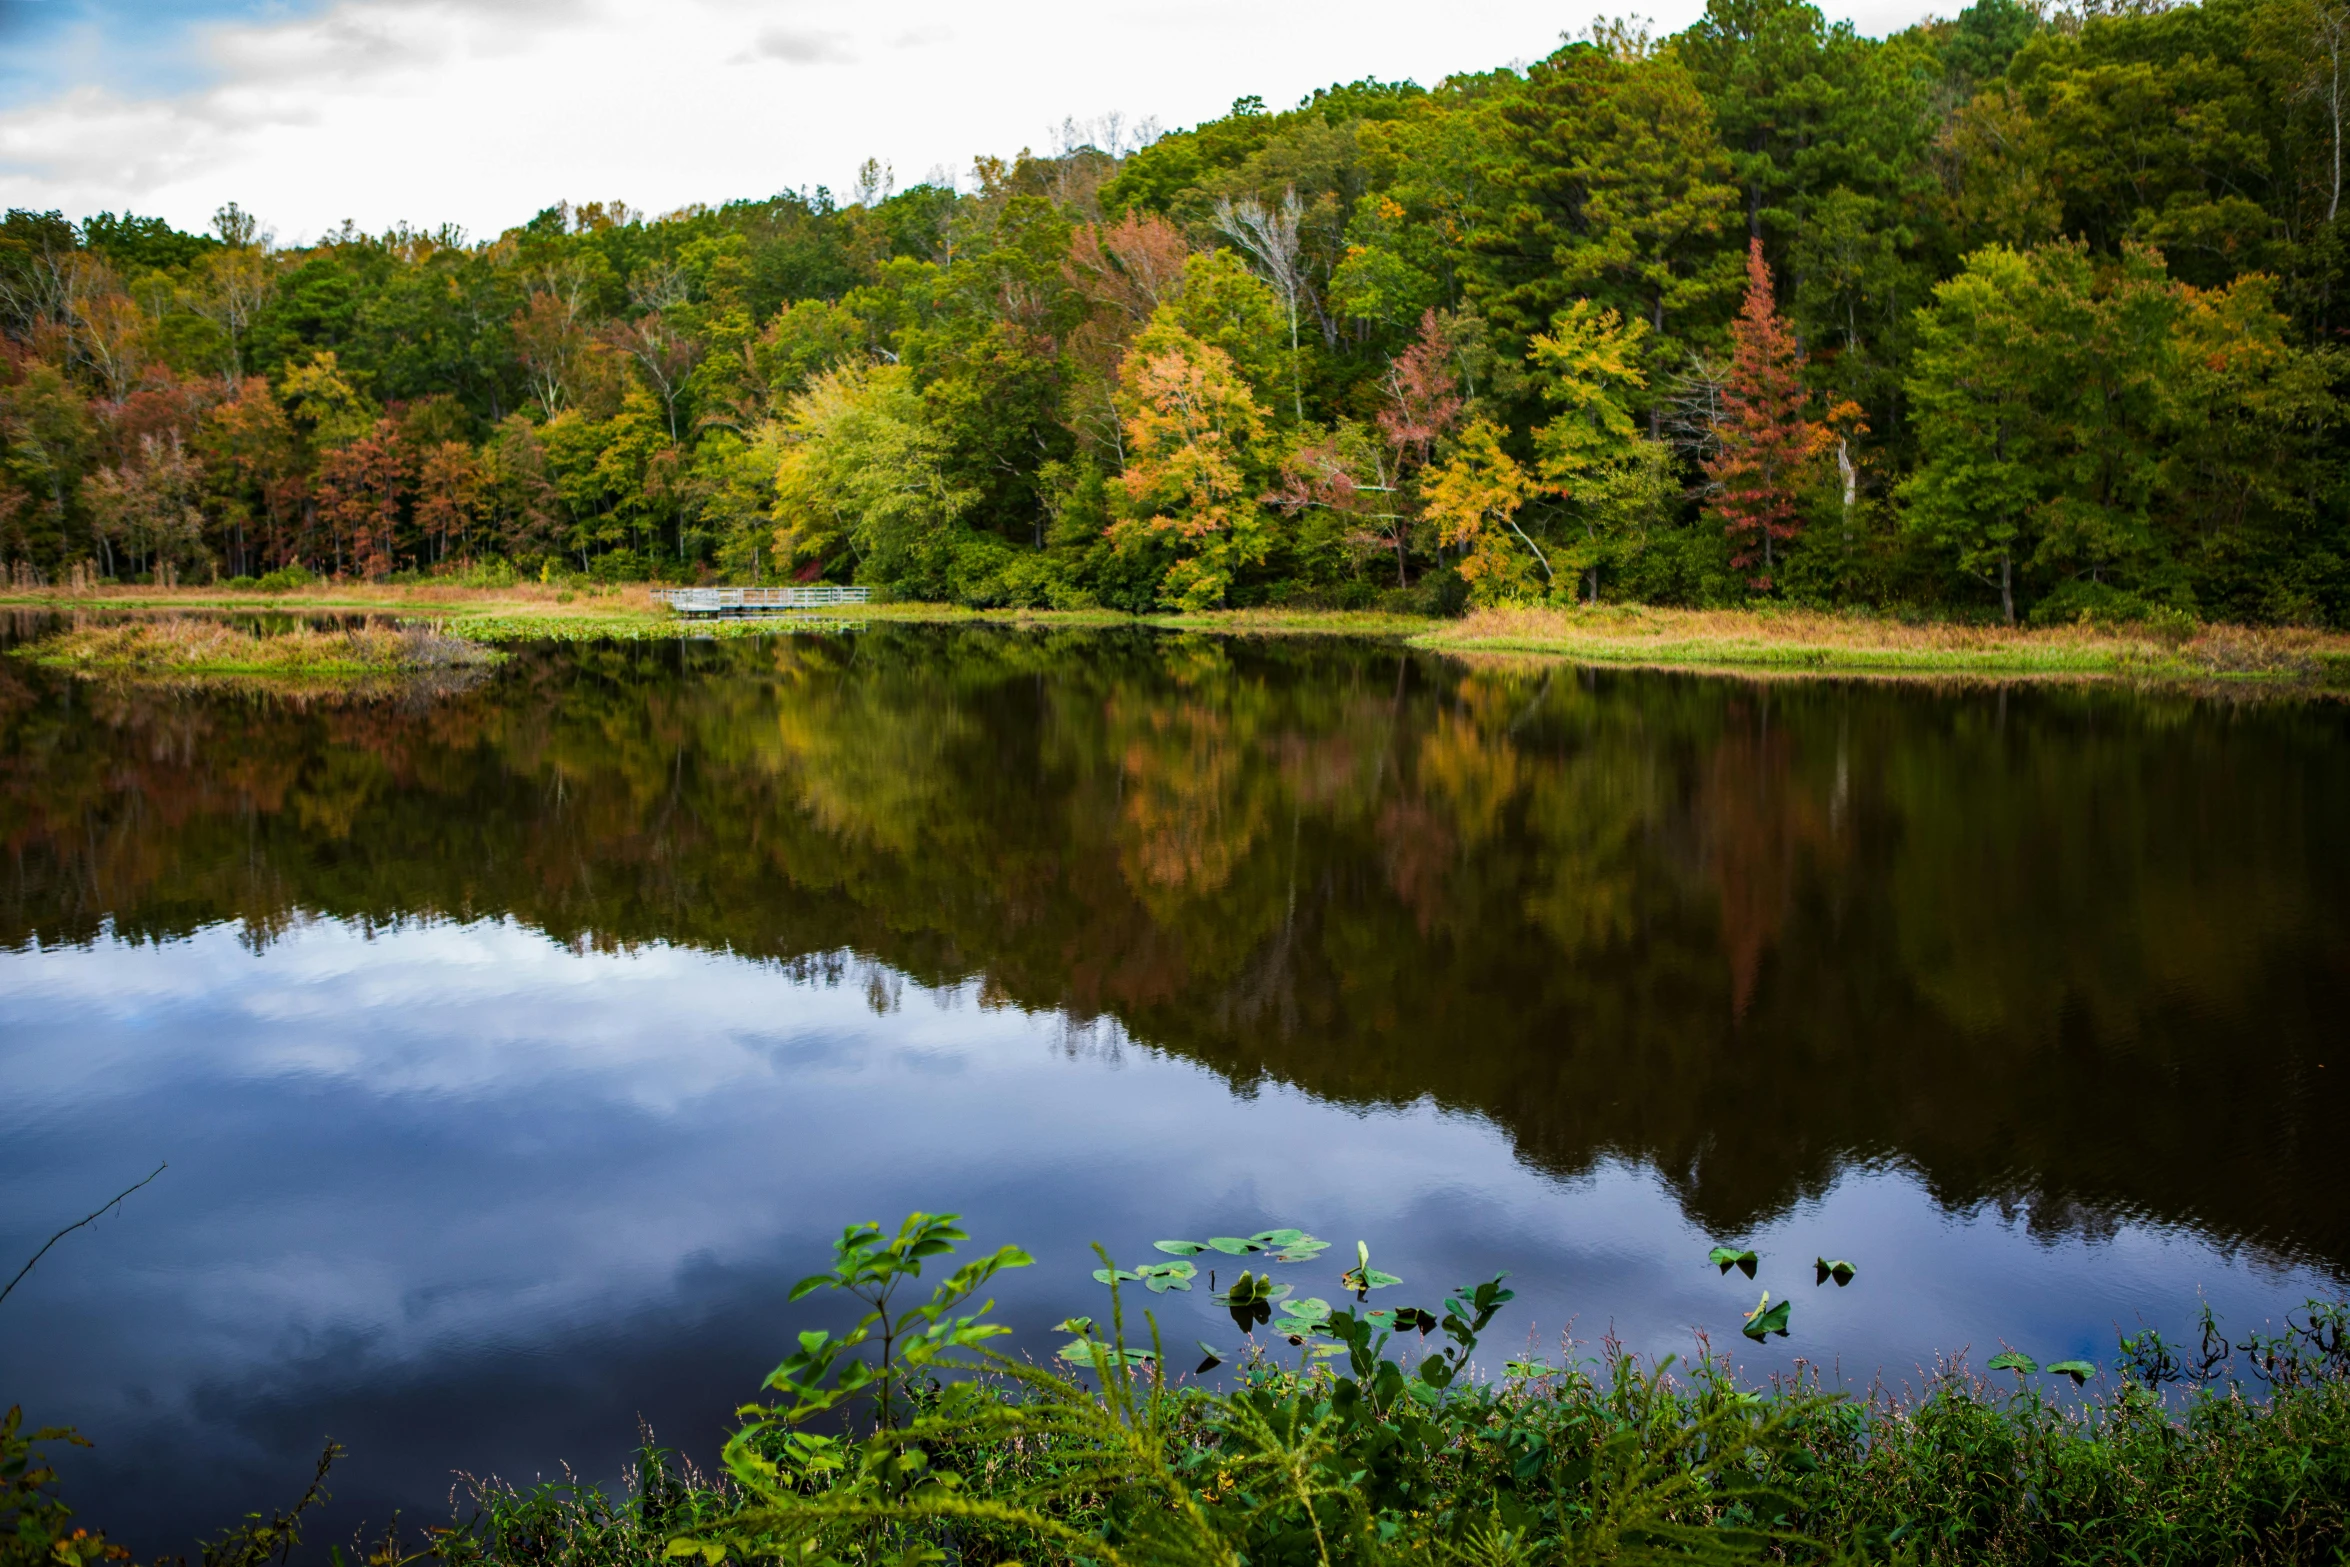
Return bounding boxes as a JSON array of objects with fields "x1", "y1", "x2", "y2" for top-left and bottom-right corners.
[{"x1": 0, "y1": 627, "x2": 2344, "y2": 1550}]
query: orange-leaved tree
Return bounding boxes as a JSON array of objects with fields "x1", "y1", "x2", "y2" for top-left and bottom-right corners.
[{"x1": 1706, "y1": 239, "x2": 1827, "y2": 590}]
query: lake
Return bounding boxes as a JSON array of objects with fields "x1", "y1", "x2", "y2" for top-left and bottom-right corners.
[{"x1": 2, "y1": 623, "x2": 2344, "y2": 1554}]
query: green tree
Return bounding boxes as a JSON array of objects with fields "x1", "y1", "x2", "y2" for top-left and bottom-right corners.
[{"x1": 1531, "y1": 301, "x2": 1674, "y2": 602}]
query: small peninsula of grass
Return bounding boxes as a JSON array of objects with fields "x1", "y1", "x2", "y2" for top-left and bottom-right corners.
[{"x1": 17, "y1": 616, "x2": 498, "y2": 682}]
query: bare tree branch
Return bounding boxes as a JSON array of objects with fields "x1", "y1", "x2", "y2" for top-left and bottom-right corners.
[{"x1": 0, "y1": 1162, "x2": 167, "y2": 1308}]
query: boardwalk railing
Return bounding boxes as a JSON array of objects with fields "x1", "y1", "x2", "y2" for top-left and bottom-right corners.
[{"x1": 654, "y1": 586, "x2": 873, "y2": 616}]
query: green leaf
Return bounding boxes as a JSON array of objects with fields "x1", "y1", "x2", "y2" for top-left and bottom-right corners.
[
  {"x1": 1741, "y1": 1296, "x2": 1791, "y2": 1340},
  {"x1": 1058, "y1": 1339, "x2": 1156, "y2": 1367},
  {"x1": 1815, "y1": 1257, "x2": 1857, "y2": 1287},
  {"x1": 2046, "y1": 1360, "x2": 2096, "y2": 1386},
  {"x1": 1250, "y1": 1228, "x2": 1306, "y2": 1246},
  {"x1": 1272, "y1": 1239, "x2": 1330, "y2": 1262},
  {"x1": 1137, "y1": 1260, "x2": 1197, "y2": 1293},
  {"x1": 1206, "y1": 1237, "x2": 1260, "y2": 1255},
  {"x1": 1154, "y1": 1240, "x2": 1209, "y2": 1255},
  {"x1": 1709, "y1": 1246, "x2": 1760, "y2": 1278},
  {"x1": 1054, "y1": 1315, "x2": 1094, "y2": 1336},
  {"x1": 1091, "y1": 1267, "x2": 1142, "y2": 1284},
  {"x1": 1193, "y1": 1342, "x2": 1225, "y2": 1374},
  {"x1": 1988, "y1": 1351, "x2": 2039, "y2": 1375}
]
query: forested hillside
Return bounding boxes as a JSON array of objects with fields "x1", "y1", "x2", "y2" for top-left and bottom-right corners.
[{"x1": 2, "y1": 0, "x2": 2343, "y2": 624}]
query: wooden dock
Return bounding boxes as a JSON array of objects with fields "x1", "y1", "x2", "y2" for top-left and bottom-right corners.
[{"x1": 653, "y1": 586, "x2": 873, "y2": 617}]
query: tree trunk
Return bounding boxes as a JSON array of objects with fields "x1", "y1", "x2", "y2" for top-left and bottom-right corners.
[{"x1": 2000, "y1": 550, "x2": 2014, "y2": 625}]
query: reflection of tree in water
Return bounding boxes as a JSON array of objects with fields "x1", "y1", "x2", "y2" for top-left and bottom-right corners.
[{"x1": 1, "y1": 626, "x2": 2345, "y2": 1272}]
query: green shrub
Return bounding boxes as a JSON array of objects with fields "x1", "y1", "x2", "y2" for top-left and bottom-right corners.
[{"x1": 253, "y1": 565, "x2": 314, "y2": 593}]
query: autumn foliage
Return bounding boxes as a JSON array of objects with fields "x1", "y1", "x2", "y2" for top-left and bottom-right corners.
[{"x1": 1707, "y1": 239, "x2": 1828, "y2": 591}]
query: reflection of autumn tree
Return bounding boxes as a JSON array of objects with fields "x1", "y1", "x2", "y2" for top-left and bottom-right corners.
[
  {"x1": 1, "y1": 629, "x2": 2345, "y2": 1268},
  {"x1": 1696, "y1": 703, "x2": 1838, "y2": 1020}
]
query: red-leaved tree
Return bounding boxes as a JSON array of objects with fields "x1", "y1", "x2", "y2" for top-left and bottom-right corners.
[{"x1": 1707, "y1": 239, "x2": 1825, "y2": 590}]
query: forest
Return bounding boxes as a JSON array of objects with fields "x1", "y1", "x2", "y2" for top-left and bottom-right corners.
[{"x1": 1, "y1": 0, "x2": 2344, "y2": 626}]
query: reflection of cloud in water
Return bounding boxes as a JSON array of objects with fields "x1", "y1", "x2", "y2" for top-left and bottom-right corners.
[{"x1": 2, "y1": 917, "x2": 2335, "y2": 1554}]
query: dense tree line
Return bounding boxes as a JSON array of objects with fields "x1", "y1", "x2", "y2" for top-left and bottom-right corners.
[{"x1": 2, "y1": 0, "x2": 2345, "y2": 624}]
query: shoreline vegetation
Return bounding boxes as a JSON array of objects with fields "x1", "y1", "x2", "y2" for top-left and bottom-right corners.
[
  {"x1": 14, "y1": 1213, "x2": 2350, "y2": 1567},
  {"x1": 5, "y1": 584, "x2": 2348, "y2": 690},
  {"x1": 12, "y1": 614, "x2": 499, "y2": 689}
]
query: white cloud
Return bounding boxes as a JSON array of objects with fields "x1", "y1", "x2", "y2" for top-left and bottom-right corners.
[
  {"x1": 0, "y1": 0, "x2": 1947, "y2": 240},
  {"x1": 739, "y1": 24, "x2": 855, "y2": 66}
]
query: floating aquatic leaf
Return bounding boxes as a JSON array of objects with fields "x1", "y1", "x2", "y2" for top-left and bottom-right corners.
[
  {"x1": 1815, "y1": 1258, "x2": 1857, "y2": 1287},
  {"x1": 1272, "y1": 1239, "x2": 1331, "y2": 1263},
  {"x1": 1250, "y1": 1228, "x2": 1306, "y2": 1247},
  {"x1": 1154, "y1": 1241, "x2": 1209, "y2": 1256},
  {"x1": 1741, "y1": 1294, "x2": 1791, "y2": 1340},
  {"x1": 1988, "y1": 1351, "x2": 2039, "y2": 1375},
  {"x1": 1710, "y1": 1246, "x2": 1760, "y2": 1278},
  {"x1": 1206, "y1": 1237, "x2": 1260, "y2": 1255},
  {"x1": 1091, "y1": 1266, "x2": 1142, "y2": 1284},
  {"x1": 1193, "y1": 1341, "x2": 1225, "y2": 1374},
  {"x1": 2046, "y1": 1359, "x2": 2096, "y2": 1386},
  {"x1": 1055, "y1": 1315, "x2": 1095, "y2": 1336},
  {"x1": 1058, "y1": 1340, "x2": 1157, "y2": 1367},
  {"x1": 1135, "y1": 1260, "x2": 1197, "y2": 1293}
]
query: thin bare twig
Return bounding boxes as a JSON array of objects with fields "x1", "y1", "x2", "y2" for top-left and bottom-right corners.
[{"x1": 0, "y1": 1162, "x2": 167, "y2": 1308}]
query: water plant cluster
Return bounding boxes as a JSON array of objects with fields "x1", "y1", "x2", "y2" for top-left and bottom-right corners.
[{"x1": 16, "y1": 1211, "x2": 2344, "y2": 1567}]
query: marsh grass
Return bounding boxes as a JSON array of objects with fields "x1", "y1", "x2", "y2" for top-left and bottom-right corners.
[
  {"x1": 1421, "y1": 606, "x2": 2350, "y2": 686},
  {"x1": 18, "y1": 617, "x2": 497, "y2": 678}
]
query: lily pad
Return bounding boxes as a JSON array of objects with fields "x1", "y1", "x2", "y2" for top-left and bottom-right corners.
[
  {"x1": 1250, "y1": 1228, "x2": 1307, "y2": 1247},
  {"x1": 1987, "y1": 1351, "x2": 2039, "y2": 1375},
  {"x1": 1091, "y1": 1266, "x2": 1142, "y2": 1284},
  {"x1": 2046, "y1": 1359, "x2": 2096, "y2": 1386},
  {"x1": 1206, "y1": 1237, "x2": 1261, "y2": 1255},
  {"x1": 1058, "y1": 1339, "x2": 1157, "y2": 1368},
  {"x1": 1710, "y1": 1246, "x2": 1760, "y2": 1279},
  {"x1": 1272, "y1": 1239, "x2": 1331, "y2": 1263},
  {"x1": 1154, "y1": 1240, "x2": 1210, "y2": 1256},
  {"x1": 1815, "y1": 1258, "x2": 1857, "y2": 1287},
  {"x1": 1193, "y1": 1341, "x2": 1225, "y2": 1374},
  {"x1": 1136, "y1": 1260, "x2": 1197, "y2": 1293}
]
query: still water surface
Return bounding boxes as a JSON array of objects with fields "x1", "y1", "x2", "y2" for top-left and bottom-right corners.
[{"x1": 1, "y1": 626, "x2": 2344, "y2": 1551}]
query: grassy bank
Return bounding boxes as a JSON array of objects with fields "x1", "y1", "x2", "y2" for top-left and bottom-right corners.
[
  {"x1": 13, "y1": 616, "x2": 498, "y2": 686},
  {"x1": 6, "y1": 584, "x2": 2346, "y2": 687},
  {"x1": 9, "y1": 1213, "x2": 2348, "y2": 1567},
  {"x1": 1419, "y1": 605, "x2": 2350, "y2": 687}
]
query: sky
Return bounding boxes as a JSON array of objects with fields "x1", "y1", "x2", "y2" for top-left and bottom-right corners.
[{"x1": 0, "y1": 0, "x2": 1942, "y2": 245}]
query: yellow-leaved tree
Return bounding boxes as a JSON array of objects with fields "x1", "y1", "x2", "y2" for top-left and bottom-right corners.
[
  {"x1": 1109, "y1": 322, "x2": 1274, "y2": 611},
  {"x1": 1421, "y1": 419, "x2": 1541, "y2": 604}
]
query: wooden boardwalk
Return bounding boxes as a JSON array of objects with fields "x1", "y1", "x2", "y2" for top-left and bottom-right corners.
[{"x1": 653, "y1": 586, "x2": 872, "y2": 617}]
